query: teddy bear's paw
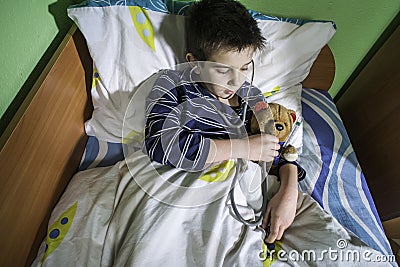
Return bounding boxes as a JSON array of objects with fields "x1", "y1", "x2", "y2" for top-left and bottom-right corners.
[{"x1": 282, "y1": 145, "x2": 298, "y2": 162}]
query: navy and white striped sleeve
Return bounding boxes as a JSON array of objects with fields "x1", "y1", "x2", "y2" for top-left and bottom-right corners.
[{"x1": 143, "y1": 70, "x2": 211, "y2": 172}]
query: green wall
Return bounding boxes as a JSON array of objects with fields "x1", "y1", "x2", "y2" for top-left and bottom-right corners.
[
  {"x1": 1, "y1": 0, "x2": 399, "y2": 125},
  {"x1": 0, "y1": 0, "x2": 80, "y2": 131}
]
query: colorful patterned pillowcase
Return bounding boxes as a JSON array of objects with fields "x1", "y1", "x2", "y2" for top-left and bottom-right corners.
[
  {"x1": 68, "y1": 1, "x2": 335, "y2": 147},
  {"x1": 68, "y1": 4, "x2": 184, "y2": 143}
]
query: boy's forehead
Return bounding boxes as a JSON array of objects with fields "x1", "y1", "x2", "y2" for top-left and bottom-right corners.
[{"x1": 207, "y1": 47, "x2": 254, "y2": 69}]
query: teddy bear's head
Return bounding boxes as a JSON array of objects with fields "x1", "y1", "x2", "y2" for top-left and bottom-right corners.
[{"x1": 250, "y1": 102, "x2": 297, "y2": 143}]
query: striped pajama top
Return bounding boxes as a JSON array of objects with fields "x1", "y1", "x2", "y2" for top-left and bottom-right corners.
[{"x1": 143, "y1": 68, "x2": 263, "y2": 171}]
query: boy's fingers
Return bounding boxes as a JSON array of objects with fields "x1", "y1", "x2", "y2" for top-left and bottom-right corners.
[
  {"x1": 276, "y1": 226, "x2": 285, "y2": 241},
  {"x1": 262, "y1": 209, "x2": 271, "y2": 228},
  {"x1": 265, "y1": 228, "x2": 278, "y2": 243},
  {"x1": 265, "y1": 217, "x2": 279, "y2": 243},
  {"x1": 261, "y1": 134, "x2": 279, "y2": 143},
  {"x1": 267, "y1": 134, "x2": 279, "y2": 143}
]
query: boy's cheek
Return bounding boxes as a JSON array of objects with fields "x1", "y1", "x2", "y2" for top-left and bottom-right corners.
[{"x1": 201, "y1": 74, "x2": 228, "y2": 87}]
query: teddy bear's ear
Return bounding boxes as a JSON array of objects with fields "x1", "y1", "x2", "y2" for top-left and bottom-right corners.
[{"x1": 289, "y1": 110, "x2": 296, "y2": 122}]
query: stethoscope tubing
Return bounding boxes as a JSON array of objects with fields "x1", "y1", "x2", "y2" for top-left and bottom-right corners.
[{"x1": 189, "y1": 61, "x2": 269, "y2": 228}]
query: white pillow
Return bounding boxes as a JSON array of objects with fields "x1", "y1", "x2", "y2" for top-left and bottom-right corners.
[
  {"x1": 68, "y1": 5, "x2": 335, "y2": 146},
  {"x1": 254, "y1": 20, "x2": 335, "y2": 92}
]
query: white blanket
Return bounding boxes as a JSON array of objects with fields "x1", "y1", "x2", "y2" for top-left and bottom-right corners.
[{"x1": 33, "y1": 151, "x2": 390, "y2": 266}]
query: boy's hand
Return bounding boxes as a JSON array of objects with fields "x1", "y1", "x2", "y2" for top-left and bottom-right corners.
[
  {"x1": 262, "y1": 186, "x2": 298, "y2": 243},
  {"x1": 246, "y1": 134, "x2": 280, "y2": 162}
]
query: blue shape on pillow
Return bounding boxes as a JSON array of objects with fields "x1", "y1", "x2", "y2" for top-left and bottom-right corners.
[
  {"x1": 136, "y1": 12, "x2": 147, "y2": 24},
  {"x1": 49, "y1": 229, "x2": 60, "y2": 239},
  {"x1": 143, "y1": 28, "x2": 150, "y2": 37},
  {"x1": 97, "y1": 141, "x2": 125, "y2": 167},
  {"x1": 70, "y1": 0, "x2": 336, "y2": 29},
  {"x1": 79, "y1": 136, "x2": 99, "y2": 171},
  {"x1": 79, "y1": 136, "x2": 126, "y2": 170},
  {"x1": 70, "y1": 0, "x2": 168, "y2": 13}
]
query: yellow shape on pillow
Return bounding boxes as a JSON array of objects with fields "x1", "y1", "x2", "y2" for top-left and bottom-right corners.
[
  {"x1": 263, "y1": 86, "x2": 280, "y2": 97},
  {"x1": 129, "y1": 6, "x2": 155, "y2": 52},
  {"x1": 199, "y1": 160, "x2": 235, "y2": 182},
  {"x1": 92, "y1": 68, "x2": 100, "y2": 88}
]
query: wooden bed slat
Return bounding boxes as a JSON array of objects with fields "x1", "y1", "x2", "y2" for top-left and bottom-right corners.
[{"x1": 0, "y1": 25, "x2": 92, "y2": 267}]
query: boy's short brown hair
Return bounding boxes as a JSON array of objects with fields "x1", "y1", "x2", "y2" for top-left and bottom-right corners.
[{"x1": 185, "y1": 0, "x2": 265, "y2": 61}]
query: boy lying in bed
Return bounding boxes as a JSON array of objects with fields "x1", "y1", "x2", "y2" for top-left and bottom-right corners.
[{"x1": 143, "y1": 0, "x2": 305, "y2": 244}]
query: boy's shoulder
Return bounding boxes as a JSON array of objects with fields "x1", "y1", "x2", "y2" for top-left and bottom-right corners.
[
  {"x1": 149, "y1": 68, "x2": 195, "y2": 101},
  {"x1": 157, "y1": 69, "x2": 191, "y2": 85},
  {"x1": 159, "y1": 69, "x2": 181, "y2": 77}
]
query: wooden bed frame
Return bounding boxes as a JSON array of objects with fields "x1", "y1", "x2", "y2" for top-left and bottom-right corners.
[{"x1": 0, "y1": 25, "x2": 335, "y2": 266}]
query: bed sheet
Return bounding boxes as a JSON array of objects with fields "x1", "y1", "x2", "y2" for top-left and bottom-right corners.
[
  {"x1": 299, "y1": 88, "x2": 392, "y2": 256},
  {"x1": 34, "y1": 149, "x2": 394, "y2": 266},
  {"x1": 77, "y1": 88, "x2": 393, "y2": 259}
]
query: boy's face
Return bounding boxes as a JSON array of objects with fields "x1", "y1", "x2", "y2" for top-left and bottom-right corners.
[{"x1": 192, "y1": 47, "x2": 254, "y2": 101}]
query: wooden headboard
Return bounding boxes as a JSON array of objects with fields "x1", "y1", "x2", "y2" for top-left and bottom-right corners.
[
  {"x1": 0, "y1": 25, "x2": 335, "y2": 266},
  {"x1": 0, "y1": 25, "x2": 93, "y2": 267}
]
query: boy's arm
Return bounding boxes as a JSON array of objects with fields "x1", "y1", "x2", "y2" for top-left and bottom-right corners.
[
  {"x1": 144, "y1": 71, "x2": 211, "y2": 171},
  {"x1": 206, "y1": 135, "x2": 280, "y2": 164},
  {"x1": 279, "y1": 164, "x2": 298, "y2": 191},
  {"x1": 263, "y1": 164, "x2": 298, "y2": 243}
]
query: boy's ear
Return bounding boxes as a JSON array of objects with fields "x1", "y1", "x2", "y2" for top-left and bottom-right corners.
[
  {"x1": 185, "y1": 53, "x2": 198, "y2": 62},
  {"x1": 186, "y1": 53, "x2": 201, "y2": 74}
]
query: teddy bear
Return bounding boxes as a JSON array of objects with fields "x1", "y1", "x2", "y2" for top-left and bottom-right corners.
[{"x1": 250, "y1": 101, "x2": 298, "y2": 163}]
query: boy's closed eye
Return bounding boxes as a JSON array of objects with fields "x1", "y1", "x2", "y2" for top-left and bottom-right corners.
[
  {"x1": 216, "y1": 68, "x2": 231, "y2": 74},
  {"x1": 215, "y1": 66, "x2": 249, "y2": 75}
]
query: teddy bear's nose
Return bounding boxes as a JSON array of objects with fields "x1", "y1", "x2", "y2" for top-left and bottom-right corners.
[{"x1": 275, "y1": 123, "x2": 284, "y2": 131}]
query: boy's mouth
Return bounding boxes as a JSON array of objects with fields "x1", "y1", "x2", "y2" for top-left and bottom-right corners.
[
  {"x1": 221, "y1": 90, "x2": 235, "y2": 99},
  {"x1": 224, "y1": 89, "x2": 234, "y2": 96}
]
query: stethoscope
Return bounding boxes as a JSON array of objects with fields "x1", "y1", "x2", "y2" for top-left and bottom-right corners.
[{"x1": 188, "y1": 61, "x2": 273, "y2": 242}]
